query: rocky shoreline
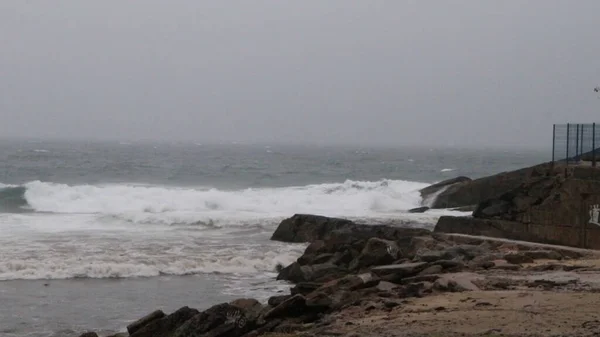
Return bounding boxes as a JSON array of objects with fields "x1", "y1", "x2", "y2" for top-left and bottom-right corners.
[
  {"x1": 79, "y1": 213, "x2": 600, "y2": 337},
  {"x1": 78, "y1": 163, "x2": 600, "y2": 337}
]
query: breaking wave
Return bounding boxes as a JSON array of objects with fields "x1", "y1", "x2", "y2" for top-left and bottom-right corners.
[{"x1": 0, "y1": 179, "x2": 428, "y2": 223}]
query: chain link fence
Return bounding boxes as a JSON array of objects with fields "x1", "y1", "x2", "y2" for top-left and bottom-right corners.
[{"x1": 552, "y1": 123, "x2": 600, "y2": 166}]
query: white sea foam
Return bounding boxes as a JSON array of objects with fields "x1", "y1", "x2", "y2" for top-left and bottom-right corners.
[
  {"x1": 22, "y1": 179, "x2": 429, "y2": 224},
  {"x1": 440, "y1": 168, "x2": 455, "y2": 172},
  {"x1": 0, "y1": 179, "x2": 467, "y2": 281},
  {"x1": 0, "y1": 239, "x2": 303, "y2": 280}
]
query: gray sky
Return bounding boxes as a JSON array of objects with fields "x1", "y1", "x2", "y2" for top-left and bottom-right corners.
[{"x1": 1, "y1": 1, "x2": 599, "y2": 148}]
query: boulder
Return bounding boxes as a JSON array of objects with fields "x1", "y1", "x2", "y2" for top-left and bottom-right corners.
[
  {"x1": 522, "y1": 250, "x2": 563, "y2": 261},
  {"x1": 317, "y1": 273, "x2": 380, "y2": 295},
  {"x1": 131, "y1": 306, "x2": 199, "y2": 337},
  {"x1": 419, "y1": 176, "x2": 472, "y2": 204},
  {"x1": 408, "y1": 206, "x2": 430, "y2": 213},
  {"x1": 371, "y1": 262, "x2": 428, "y2": 283},
  {"x1": 504, "y1": 253, "x2": 535, "y2": 265},
  {"x1": 433, "y1": 273, "x2": 480, "y2": 292},
  {"x1": 277, "y1": 262, "x2": 348, "y2": 283},
  {"x1": 376, "y1": 281, "x2": 400, "y2": 292},
  {"x1": 423, "y1": 163, "x2": 555, "y2": 209},
  {"x1": 270, "y1": 214, "x2": 356, "y2": 243},
  {"x1": 263, "y1": 294, "x2": 307, "y2": 320},
  {"x1": 349, "y1": 238, "x2": 399, "y2": 271},
  {"x1": 127, "y1": 310, "x2": 165, "y2": 335},
  {"x1": 78, "y1": 333, "x2": 98, "y2": 337},
  {"x1": 418, "y1": 264, "x2": 443, "y2": 276},
  {"x1": 172, "y1": 303, "x2": 256, "y2": 337},
  {"x1": 271, "y1": 214, "x2": 430, "y2": 243},
  {"x1": 268, "y1": 295, "x2": 292, "y2": 307},
  {"x1": 290, "y1": 282, "x2": 323, "y2": 296}
]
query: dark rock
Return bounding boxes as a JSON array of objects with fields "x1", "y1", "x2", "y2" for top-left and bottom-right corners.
[
  {"x1": 399, "y1": 274, "x2": 440, "y2": 285},
  {"x1": 276, "y1": 262, "x2": 305, "y2": 282},
  {"x1": 328, "y1": 290, "x2": 362, "y2": 310},
  {"x1": 127, "y1": 310, "x2": 166, "y2": 335},
  {"x1": 230, "y1": 298, "x2": 263, "y2": 320},
  {"x1": 349, "y1": 238, "x2": 399, "y2": 271},
  {"x1": 425, "y1": 163, "x2": 554, "y2": 209},
  {"x1": 522, "y1": 250, "x2": 563, "y2": 261},
  {"x1": 376, "y1": 281, "x2": 400, "y2": 292},
  {"x1": 241, "y1": 319, "x2": 282, "y2": 337},
  {"x1": 264, "y1": 294, "x2": 307, "y2": 320},
  {"x1": 442, "y1": 245, "x2": 489, "y2": 261},
  {"x1": 398, "y1": 281, "x2": 432, "y2": 298},
  {"x1": 419, "y1": 176, "x2": 472, "y2": 204},
  {"x1": 433, "y1": 274, "x2": 479, "y2": 292},
  {"x1": 311, "y1": 263, "x2": 349, "y2": 283},
  {"x1": 172, "y1": 302, "x2": 258, "y2": 337},
  {"x1": 475, "y1": 261, "x2": 496, "y2": 270},
  {"x1": 491, "y1": 261, "x2": 521, "y2": 271},
  {"x1": 330, "y1": 249, "x2": 356, "y2": 267},
  {"x1": 271, "y1": 214, "x2": 430, "y2": 244},
  {"x1": 372, "y1": 262, "x2": 428, "y2": 283},
  {"x1": 418, "y1": 264, "x2": 443, "y2": 276},
  {"x1": 131, "y1": 306, "x2": 199, "y2": 337},
  {"x1": 290, "y1": 282, "x2": 323, "y2": 296},
  {"x1": 416, "y1": 250, "x2": 446, "y2": 262},
  {"x1": 78, "y1": 333, "x2": 98, "y2": 337},
  {"x1": 408, "y1": 206, "x2": 430, "y2": 213},
  {"x1": 504, "y1": 253, "x2": 535, "y2": 265},
  {"x1": 317, "y1": 273, "x2": 380, "y2": 297},
  {"x1": 268, "y1": 295, "x2": 292, "y2": 307},
  {"x1": 384, "y1": 301, "x2": 400, "y2": 309},
  {"x1": 371, "y1": 262, "x2": 428, "y2": 277},
  {"x1": 278, "y1": 262, "x2": 347, "y2": 283},
  {"x1": 170, "y1": 300, "x2": 262, "y2": 337},
  {"x1": 431, "y1": 259, "x2": 465, "y2": 271},
  {"x1": 304, "y1": 240, "x2": 326, "y2": 255},
  {"x1": 406, "y1": 236, "x2": 439, "y2": 257},
  {"x1": 270, "y1": 214, "x2": 357, "y2": 243},
  {"x1": 312, "y1": 253, "x2": 336, "y2": 264},
  {"x1": 473, "y1": 199, "x2": 510, "y2": 218},
  {"x1": 305, "y1": 291, "x2": 333, "y2": 308},
  {"x1": 452, "y1": 205, "x2": 478, "y2": 212}
]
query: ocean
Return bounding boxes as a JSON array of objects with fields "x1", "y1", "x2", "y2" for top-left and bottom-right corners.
[{"x1": 0, "y1": 140, "x2": 547, "y2": 337}]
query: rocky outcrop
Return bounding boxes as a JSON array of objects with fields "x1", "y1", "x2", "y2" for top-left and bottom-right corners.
[
  {"x1": 419, "y1": 176, "x2": 471, "y2": 204},
  {"x1": 434, "y1": 165, "x2": 600, "y2": 249},
  {"x1": 270, "y1": 214, "x2": 429, "y2": 243},
  {"x1": 80, "y1": 213, "x2": 593, "y2": 337},
  {"x1": 420, "y1": 162, "x2": 559, "y2": 209}
]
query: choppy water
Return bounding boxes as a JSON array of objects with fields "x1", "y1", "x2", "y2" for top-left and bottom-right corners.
[{"x1": 0, "y1": 140, "x2": 546, "y2": 336}]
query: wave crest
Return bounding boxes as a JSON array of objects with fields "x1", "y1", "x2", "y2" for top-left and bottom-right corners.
[{"x1": 0, "y1": 179, "x2": 428, "y2": 222}]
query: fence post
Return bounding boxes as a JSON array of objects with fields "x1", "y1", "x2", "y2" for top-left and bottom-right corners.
[
  {"x1": 576, "y1": 124, "x2": 580, "y2": 161},
  {"x1": 552, "y1": 124, "x2": 556, "y2": 164},
  {"x1": 566, "y1": 123, "x2": 570, "y2": 165},
  {"x1": 594, "y1": 123, "x2": 597, "y2": 167}
]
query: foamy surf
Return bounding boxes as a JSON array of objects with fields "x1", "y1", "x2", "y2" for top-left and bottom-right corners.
[
  {"x1": 0, "y1": 241, "x2": 303, "y2": 280},
  {"x1": 2, "y1": 179, "x2": 429, "y2": 219},
  {"x1": 0, "y1": 178, "x2": 468, "y2": 281}
]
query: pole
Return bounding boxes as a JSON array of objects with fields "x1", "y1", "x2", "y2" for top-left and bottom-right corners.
[
  {"x1": 593, "y1": 123, "x2": 596, "y2": 167},
  {"x1": 576, "y1": 124, "x2": 580, "y2": 161},
  {"x1": 566, "y1": 123, "x2": 570, "y2": 165},
  {"x1": 552, "y1": 124, "x2": 556, "y2": 163}
]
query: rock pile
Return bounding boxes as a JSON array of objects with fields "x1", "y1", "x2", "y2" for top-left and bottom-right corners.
[{"x1": 79, "y1": 214, "x2": 588, "y2": 337}]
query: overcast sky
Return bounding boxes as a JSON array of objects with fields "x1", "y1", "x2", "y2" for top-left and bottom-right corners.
[{"x1": 1, "y1": 1, "x2": 598, "y2": 148}]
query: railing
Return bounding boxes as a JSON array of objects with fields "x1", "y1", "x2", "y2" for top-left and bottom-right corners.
[{"x1": 552, "y1": 123, "x2": 600, "y2": 166}]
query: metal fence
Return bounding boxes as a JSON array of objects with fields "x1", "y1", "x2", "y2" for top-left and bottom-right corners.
[{"x1": 552, "y1": 123, "x2": 600, "y2": 166}]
